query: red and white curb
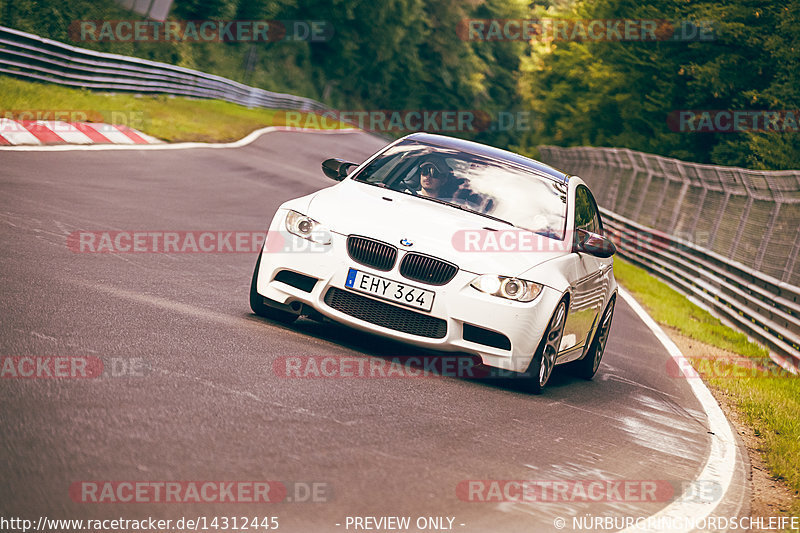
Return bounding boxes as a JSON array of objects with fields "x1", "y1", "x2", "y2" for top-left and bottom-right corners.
[
  {"x1": 0, "y1": 118, "x2": 162, "y2": 146},
  {"x1": 0, "y1": 125, "x2": 360, "y2": 152}
]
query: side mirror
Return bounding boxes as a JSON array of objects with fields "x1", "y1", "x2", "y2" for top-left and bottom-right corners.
[
  {"x1": 574, "y1": 229, "x2": 616, "y2": 258},
  {"x1": 322, "y1": 158, "x2": 356, "y2": 181}
]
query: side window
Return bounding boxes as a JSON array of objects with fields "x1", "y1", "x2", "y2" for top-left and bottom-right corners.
[
  {"x1": 585, "y1": 188, "x2": 602, "y2": 234},
  {"x1": 574, "y1": 186, "x2": 598, "y2": 234}
]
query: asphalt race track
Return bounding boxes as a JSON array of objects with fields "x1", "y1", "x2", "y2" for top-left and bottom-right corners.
[{"x1": 0, "y1": 130, "x2": 748, "y2": 532}]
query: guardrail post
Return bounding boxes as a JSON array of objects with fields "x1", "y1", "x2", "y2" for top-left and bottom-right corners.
[
  {"x1": 631, "y1": 163, "x2": 654, "y2": 222},
  {"x1": 755, "y1": 203, "x2": 782, "y2": 272},
  {"x1": 786, "y1": 230, "x2": 800, "y2": 285},
  {"x1": 686, "y1": 185, "x2": 707, "y2": 245},
  {"x1": 705, "y1": 168, "x2": 731, "y2": 253},
  {"x1": 667, "y1": 166, "x2": 690, "y2": 234},
  {"x1": 620, "y1": 150, "x2": 643, "y2": 218},
  {"x1": 653, "y1": 157, "x2": 675, "y2": 230},
  {"x1": 602, "y1": 149, "x2": 627, "y2": 211},
  {"x1": 729, "y1": 195, "x2": 754, "y2": 259}
]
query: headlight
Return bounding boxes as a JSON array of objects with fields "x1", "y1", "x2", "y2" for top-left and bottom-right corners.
[
  {"x1": 285, "y1": 210, "x2": 331, "y2": 245},
  {"x1": 470, "y1": 274, "x2": 543, "y2": 302}
]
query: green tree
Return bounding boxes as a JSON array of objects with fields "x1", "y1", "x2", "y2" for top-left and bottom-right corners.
[
  {"x1": 519, "y1": 0, "x2": 800, "y2": 170},
  {"x1": 173, "y1": 0, "x2": 238, "y2": 20}
]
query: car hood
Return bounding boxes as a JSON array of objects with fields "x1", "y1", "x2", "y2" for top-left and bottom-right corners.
[{"x1": 306, "y1": 179, "x2": 569, "y2": 276}]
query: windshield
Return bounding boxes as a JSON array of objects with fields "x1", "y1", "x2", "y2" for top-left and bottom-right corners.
[{"x1": 352, "y1": 140, "x2": 568, "y2": 239}]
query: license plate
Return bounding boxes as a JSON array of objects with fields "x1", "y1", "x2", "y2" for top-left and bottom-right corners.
[{"x1": 345, "y1": 268, "x2": 435, "y2": 312}]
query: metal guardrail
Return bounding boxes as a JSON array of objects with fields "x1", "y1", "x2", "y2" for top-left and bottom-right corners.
[
  {"x1": 538, "y1": 146, "x2": 800, "y2": 371},
  {"x1": 0, "y1": 25, "x2": 329, "y2": 112},
  {"x1": 603, "y1": 211, "x2": 800, "y2": 371}
]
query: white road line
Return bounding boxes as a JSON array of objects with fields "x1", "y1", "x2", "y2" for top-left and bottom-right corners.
[
  {"x1": 0, "y1": 126, "x2": 361, "y2": 152},
  {"x1": 0, "y1": 118, "x2": 42, "y2": 145},
  {"x1": 618, "y1": 288, "x2": 737, "y2": 533}
]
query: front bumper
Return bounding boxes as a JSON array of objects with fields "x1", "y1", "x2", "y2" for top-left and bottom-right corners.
[{"x1": 255, "y1": 218, "x2": 562, "y2": 373}]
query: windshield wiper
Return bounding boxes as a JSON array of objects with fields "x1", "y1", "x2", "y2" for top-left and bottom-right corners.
[
  {"x1": 417, "y1": 195, "x2": 516, "y2": 227},
  {"x1": 462, "y1": 207, "x2": 516, "y2": 227}
]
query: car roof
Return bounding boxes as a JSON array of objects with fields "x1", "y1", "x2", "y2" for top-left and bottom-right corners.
[{"x1": 402, "y1": 133, "x2": 569, "y2": 183}]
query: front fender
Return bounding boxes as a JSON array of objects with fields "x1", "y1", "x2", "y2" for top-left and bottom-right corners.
[{"x1": 518, "y1": 253, "x2": 575, "y2": 295}]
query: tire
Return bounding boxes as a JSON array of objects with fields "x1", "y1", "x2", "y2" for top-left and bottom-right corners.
[
  {"x1": 520, "y1": 298, "x2": 568, "y2": 394},
  {"x1": 570, "y1": 297, "x2": 615, "y2": 380},
  {"x1": 249, "y1": 250, "x2": 298, "y2": 324}
]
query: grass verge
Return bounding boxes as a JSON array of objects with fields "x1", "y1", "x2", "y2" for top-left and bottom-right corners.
[
  {"x1": 613, "y1": 259, "x2": 769, "y2": 358},
  {"x1": 613, "y1": 257, "x2": 800, "y2": 517},
  {"x1": 0, "y1": 76, "x2": 346, "y2": 143}
]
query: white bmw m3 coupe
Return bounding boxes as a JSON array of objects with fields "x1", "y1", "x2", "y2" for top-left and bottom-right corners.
[{"x1": 250, "y1": 133, "x2": 617, "y2": 393}]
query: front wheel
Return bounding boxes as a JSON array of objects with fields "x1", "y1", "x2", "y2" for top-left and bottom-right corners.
[
  {"x1": 249, "y1": 251, "x2": 298, "y2": 324},
  {"x1": 520, "y1": 298, "x2": 568, "y2": 394},
  {"x1": 570, "y1": 297, "x2": 615, "y2": 379}
]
